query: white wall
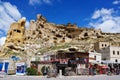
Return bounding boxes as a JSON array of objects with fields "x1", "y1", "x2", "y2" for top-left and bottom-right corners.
[
  {"x1": 89, "y1": 52, "x2": 102, "y2": 63},
  {"x1": 110, "y1": 46, "x2": 120, "y2": 63}
]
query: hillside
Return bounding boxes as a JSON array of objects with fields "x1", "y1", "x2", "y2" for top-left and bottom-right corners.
[{"x1": 0, "y1": 14, "x2": 120, "y2": 59}]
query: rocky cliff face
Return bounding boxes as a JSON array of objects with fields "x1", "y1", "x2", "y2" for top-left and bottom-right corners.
[
  {"x1": 0, "y1": 17, "x2": 26, "y2": 57},
  {"x1": 1, "y1": 14, "x2": 120, "y2": 58},
  {"x1": 5, "y1": 17, "x2": 26, "y2": 46}
]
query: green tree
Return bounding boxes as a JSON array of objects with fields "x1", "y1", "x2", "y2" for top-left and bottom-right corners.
[{"x1": 26, "y1": 67, "x2": 37, "y2": 75}]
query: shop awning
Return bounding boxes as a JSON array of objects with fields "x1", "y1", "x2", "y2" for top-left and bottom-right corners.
[{"x1": 102, "y1": 66, "x2": 108, "y2": 68}]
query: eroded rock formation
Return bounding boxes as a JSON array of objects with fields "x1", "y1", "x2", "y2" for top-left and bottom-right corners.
[
  {"x1": 1, "y1": 14, "x2": 120, "y2": 58},
  {"x1": 5, "y1": 17, "x2": 26, "y2": 46},
  {"x1": 1, "y1": 17, "x2": 26, "y2": 57}
]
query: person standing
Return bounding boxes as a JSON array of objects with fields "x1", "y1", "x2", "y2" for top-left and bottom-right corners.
[{"x1": 41, "y1": 66, "x2": 47, "y2": 76}]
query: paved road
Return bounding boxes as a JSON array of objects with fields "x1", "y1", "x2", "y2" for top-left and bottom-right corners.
[{"x1": 0, "y1": 75, "x2": 120, "y2": 80}]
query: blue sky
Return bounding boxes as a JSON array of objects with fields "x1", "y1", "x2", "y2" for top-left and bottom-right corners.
[{"x1": 0, "y1": 0, "x2": 120, "y2": 45}]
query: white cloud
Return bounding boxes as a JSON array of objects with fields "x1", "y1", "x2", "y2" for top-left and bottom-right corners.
[
  {"x1": 113, "y1": 0, "x2": 120, "y2": 5},
  {"x1": 0, "y1": 37, "x2": 6, "y2": 46},
  {"x1": 43, "y1": 0, "x2": 51, "y2": 4},
  {"x1": 91, "y1": 10, "x2": 101, "y2": 19},
  {"x1": 29, "y1": 0, "x2": 52, "y2": 6},
  {"x1": 92, "y1": 8, "x2": 113, "y2": 19},
  {"x1": 29, "y1": 0, "x2": 41, "y2": 6},
  {"x1": 25, "y1": 21, "x2": 30, "y2": 29},
  {"x1": 0, "y1": 1, "x2": 29, "y2": 35},
  {"x1": 3, "y1": 2, "x2": 21, "y2": 20},
  {"x1": 89, "y1": 8, "x2": 120, "y2": 33},
  {"x1": 0, "y1": 1, "x2": 21, "y2": 34},
  {"x1": 0, "y1": 1, "x2": 29, "y2": 45}
]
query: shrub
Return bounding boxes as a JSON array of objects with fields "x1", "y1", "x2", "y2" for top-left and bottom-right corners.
[{"x1": 26, "y1": 67, "x2": 37, "y2": 75}]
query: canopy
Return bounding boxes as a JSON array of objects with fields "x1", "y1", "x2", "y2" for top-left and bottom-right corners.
[{"x1": 102, "y1": 65, "x2": 108, "y2": 68}]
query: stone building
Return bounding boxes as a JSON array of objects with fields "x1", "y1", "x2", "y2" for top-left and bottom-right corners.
[
  {"x1": 89, "y1": 51, "x2": 102, "y2": 64},
  {"x1": 98, "y1": 42, "x2": 110, "y2": 49},
  {"x1": 1, "y1": 14, "x2": 120, "y2": 66},
  {"x1": 99, "y1": 46, "x2": 120, "y2": 63},
  {"x1": 94, "y1": 41, "x2": 110, "y2": 51}
]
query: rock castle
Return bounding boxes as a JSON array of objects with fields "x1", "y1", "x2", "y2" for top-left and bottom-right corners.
[{"x1": 0, "y1": 14, "x2": 120, "y2": 59}]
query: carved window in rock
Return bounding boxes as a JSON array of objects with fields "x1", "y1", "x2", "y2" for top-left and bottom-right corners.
[
  {"x1": 52, "y1": 30, "x2": 55, "y2": 33},
  {"x1": 13, "y1": 29, "x2": 21, "y2": 33},
  {"x1": 40, "y1": 24, "x2": 44, "y2": 28},
  {"x1": 28, "y1": 36, "x2": 30, "y2": 39},
  {"x1": 18, "y1": 40, "x2": 20, "y2": 43},
  {"x1": 24, "y1": 38, "x2": 26, "y2": 40},
  {"x1": 32, "y1": 31, "x2": 36, "y2": 35},
  {"x1": 56, "y1": 34, "x2": 62, "y2": 38},
  {"x1": 53, "y1": 37, "x2": 57, "y2": 40},
  {"x1": 38, "y1": 31, "x2": 42, "y2": 34},
  {"x1": 47, "y1": 36, "x2": 50, "y2": 38},
  {"x1": 84, "y1": 33, "x2": 88, "y2": 37},
  {"x1": 14, "y1": 29, "x2": 17, "y2": 32},
  {"x1": 17, "y1": 30, "x2": 21, "y2": 33},
  {"x1": 96, "y1": 33, "x2": 99, "y2": 36},
  {"x1": 10, "y1": 32, "x2": 12, "y2": 35},
  {"x1": 67, "y1": 35, "x2": 72, "y2": 38}
]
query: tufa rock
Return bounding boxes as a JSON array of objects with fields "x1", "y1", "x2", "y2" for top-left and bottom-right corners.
[
  {"x1": 1, "y1": 14, "x2": 120, "y2": 58},
  {"x1": 3, "y1": 17, "x2": 26, "y2": 50}
]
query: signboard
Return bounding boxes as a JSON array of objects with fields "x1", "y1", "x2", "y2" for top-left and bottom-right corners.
[
  {"x1": 0, "y1": 62, "x2": 9, "y2": 78},
  {"x1": 0, "y1": 62, "x2": 9, "y2": 73},
  {"x1": 16, "y1": 62, "x2": 26, "y2": 75}
]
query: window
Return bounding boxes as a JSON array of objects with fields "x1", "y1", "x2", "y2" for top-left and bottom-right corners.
[
  {"x1": 10, "y1": 32, "x2": 12, "y2": 35},
  {"x1": 105, "y1": 44, "x2": 107, "y2": 47},
  {"x1": 113, "y1": 51, "x2": 115, "y2": 55},
  {"x1": 13, "y1": 29, "x2": 21, "y2": 33},
  {"x1": 32, "y1": 31, "x2": 36, "y2": 35},
  {"x1": 84, "y1": 33, "x2": 88, "y2": 36},
  {"x1": 18, "y1": 40, "x2": 20, "y2": 43},
  {"x1": 96, "y1": 33, "x2": 98, "y2": 36},
  {"x1": 115, "y1": 59, "x2": 118, "y2": 63},
  {"x1": 17, "y1": 30, "x2": 21, "y2": 33},
  {"x1": 14, "y1": 29, "x2": 17, "y2": 32},
  {"x1": 94, "y1": 56, "x2": 96, "y2": 60},
  {"x1": 102, "y1": 44, "x2": 104, "y2": 47},
  {"x1": 117, "y1": 51, "x2": 119, "y2": 55}
]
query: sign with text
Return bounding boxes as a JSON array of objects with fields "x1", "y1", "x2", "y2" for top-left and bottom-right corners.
[{"x1": 16, "y1": 62, "x2": 26, "y2": 75}]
